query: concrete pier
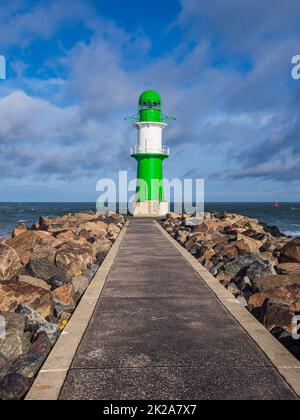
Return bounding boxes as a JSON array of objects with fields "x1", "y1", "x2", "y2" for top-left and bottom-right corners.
[
  {"x1": 59, "y1": 219, "x2": 299, "y2": 400},
  {"x1": 27, "y1": 219, "x2": 300, "y2": 400}
]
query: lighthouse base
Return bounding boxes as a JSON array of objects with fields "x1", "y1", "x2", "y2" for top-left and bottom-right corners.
[{"x1": 133, "y1": 201, "x2": 169, "y2": 218}]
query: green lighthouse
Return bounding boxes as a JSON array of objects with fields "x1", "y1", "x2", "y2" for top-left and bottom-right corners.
[{"x1": 127, "y1": 90, "x2": 175, "y2": 216}]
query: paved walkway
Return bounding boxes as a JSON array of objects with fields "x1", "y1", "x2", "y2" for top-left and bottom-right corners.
[{"x1": 59, "y1": 220, "x2": 297, "y2": 400}]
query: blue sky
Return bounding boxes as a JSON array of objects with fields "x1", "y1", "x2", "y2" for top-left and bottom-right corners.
[{"x1": 0, "y1": 0, "x2": 300, "y2": 202}]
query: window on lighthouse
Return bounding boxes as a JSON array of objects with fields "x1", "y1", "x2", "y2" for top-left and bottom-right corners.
[{"x1": 139, "y1": 101, "x2": 161, "y2": 110}]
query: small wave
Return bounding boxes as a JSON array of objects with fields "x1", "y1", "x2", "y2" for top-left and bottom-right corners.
[{"x1": 283, "y1": 230, "x2": 300, "y2": 237}]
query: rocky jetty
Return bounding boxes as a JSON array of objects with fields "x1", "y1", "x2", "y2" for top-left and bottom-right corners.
[
  {"x1": 0, "y1": 211, "x2": 125, "y2": 400},
  {"x1": 161, "y1": 212, "x2": 300, "y2": 359}
]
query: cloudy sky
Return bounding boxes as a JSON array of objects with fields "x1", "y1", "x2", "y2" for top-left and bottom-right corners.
[{"x1": 0, "y1": 0, "x2": 299, "y2": 202}]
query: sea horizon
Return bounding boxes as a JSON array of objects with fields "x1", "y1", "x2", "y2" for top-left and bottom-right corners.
[
  {"x1": 0, "y1": 201, "x2": 299, "y2": 239},
  {"x1": 0, "y1": 201, "x2": 299, "y2": 204}
]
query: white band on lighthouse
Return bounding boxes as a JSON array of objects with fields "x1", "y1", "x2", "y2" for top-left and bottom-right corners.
[{"x1": 134, "y1": 122, "x2": 167, "y2": 155}]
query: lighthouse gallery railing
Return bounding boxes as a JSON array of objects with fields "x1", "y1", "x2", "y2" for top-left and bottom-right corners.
[{"x1": 130, "y1": 146, "x2": 170, "y2": 156}]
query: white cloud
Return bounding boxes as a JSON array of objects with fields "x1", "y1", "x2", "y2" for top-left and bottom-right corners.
[
  {"x1": 0, "y1": 90, "x2": 132, "y2": 179},
  {"x1": 0, "y1": 0, "x2": 300, "y2": 200},
  {"x1": 0, "y1": 0, "x2": 95, "y2": 47}
]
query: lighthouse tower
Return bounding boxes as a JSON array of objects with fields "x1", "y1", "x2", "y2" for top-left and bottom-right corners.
[{"x1": 127, "y1": 90, "x2": 175, "y2": 217}]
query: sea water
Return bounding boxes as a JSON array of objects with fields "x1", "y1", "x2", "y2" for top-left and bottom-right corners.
[{"x1": 0, "y1": 202, "x2": 299, "y2": 238}]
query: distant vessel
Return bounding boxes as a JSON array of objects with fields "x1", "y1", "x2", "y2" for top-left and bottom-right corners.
[{"x1": 274, "y1": 201, "x2": 279, "y2": 208}]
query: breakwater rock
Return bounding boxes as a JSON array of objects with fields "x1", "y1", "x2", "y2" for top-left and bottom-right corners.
[
  {"x1": 0, "y1": 211, "x2": 125, "y2": 400},
  {"x1": 161, "y1": 212, "x2": 300, "y2": 359}
]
